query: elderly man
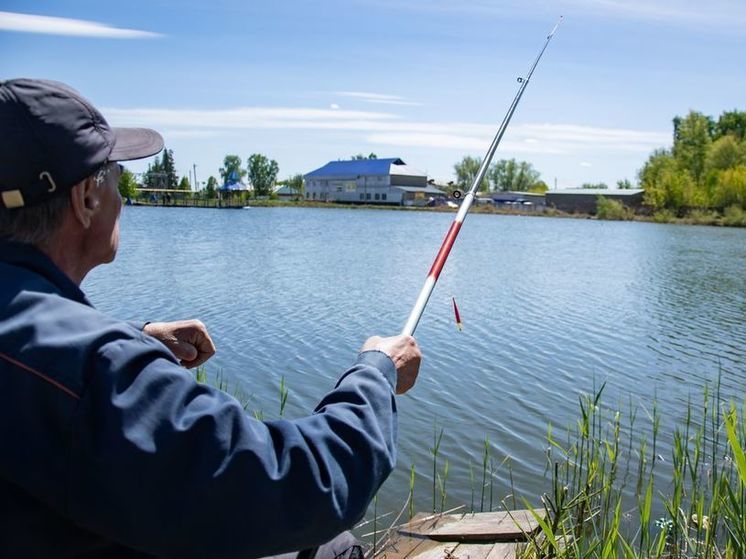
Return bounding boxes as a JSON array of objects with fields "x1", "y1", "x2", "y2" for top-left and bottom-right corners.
[{"x1": 0, "y1": 79, "x2": 421, "y2": 558}]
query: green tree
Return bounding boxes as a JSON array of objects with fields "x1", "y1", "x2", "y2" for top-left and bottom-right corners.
[
  {"x1": 673, "y1": 110, "x2": 713, "y2": 182},
  {"x1": 489, "y1": 158, "x2": 540, "y2": 191},
  {"x1": 616, "y1": 178, "x2": 634, "y2": 189},
  {"x1": 351, "y1": 153, "x2": 378, "y2": 160},
  {"x1": 715, "y1": 110, "x2": 746, "y2": 141},
  {"x1": 160, "y1": 148, "x2": 178, "y2": 189},
  {"x1": 205, "y1": 176, "x2": 218, "y2": 198},
  {"x1": 220, "y1": 155, "x2": 246, "y2": 185},
  {"x1": 712, "y1": 165, "x2": 746, "y2": 209},
  {"x1": 454, "y1": 155, "x2": 488, "y2": 192},
  {"x1": 247, "y1": 153, "x2": 279, "y2": 196},
  {"x1": 529, "y1": 181, "x2": 549, "y2": 193},
  {"x1": 118, "y1": 169, "x2": 138, "y2": 199},
  {"x1": 580, "y1": 182, "x2": 608, "y2": 189},
  {"x1": 284, "y1": 173, "x2": 304, "y2": 196},
  {"x1": 177, "y1": 176, "x2": 191, "y2": 191},
  {"x1": 705, "y1": 135, "x2": 746, "y2": 173},
  {"x1": 143, "y1": 156, "x2": 165, "y2": 189}
]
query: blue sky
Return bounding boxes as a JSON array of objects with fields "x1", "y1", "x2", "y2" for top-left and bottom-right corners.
[{"x1": 2, "y1": 1, "x2": 745, "y2": 189}]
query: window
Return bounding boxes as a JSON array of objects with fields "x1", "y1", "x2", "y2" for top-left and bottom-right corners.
[
  {"x1": 366, "y1": 193, "x2": 371, "y2": 200},
  {"x1": 360, "y1": 193, "x2": 364, "y2": 200},
  {"x1": 374, "y1": 193, "x2": 380, "y2": 200},
  {"x1": 382, "y1": 193, "x2": 387, "y2": 200}
]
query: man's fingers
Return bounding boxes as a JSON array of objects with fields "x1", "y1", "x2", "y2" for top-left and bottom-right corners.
[{"x1": 171, "y1": 340, "x2": 198, "y2": 362}]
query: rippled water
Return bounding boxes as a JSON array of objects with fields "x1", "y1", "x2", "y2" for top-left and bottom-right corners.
[{"x1": 85, "y1": 206, "x2": 746, "y2": 515}]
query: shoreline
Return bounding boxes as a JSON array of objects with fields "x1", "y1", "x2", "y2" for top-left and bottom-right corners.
[{"x1": 130, "y1": 199, "x2": 746, "y2": 228}]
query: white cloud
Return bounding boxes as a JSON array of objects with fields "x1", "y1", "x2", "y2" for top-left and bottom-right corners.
[
  {"x1": 330, "y1": 103, "x2": 340, "y2": 110},
  {"x1": 104, "y1": 104, "x2": 668, "y2": 156},
  {"x1": 358, "y1": 0, "x2": 746, "y2": 29},
  {"x1": 580, "y1": 161, "x2": 592, "y2": 167},
  {"x1": 334, "y1": 91, "x2": 422, "y2": 106},
  {"x1": 0, "y1": 11, "x2": 162, "y2": 38}
]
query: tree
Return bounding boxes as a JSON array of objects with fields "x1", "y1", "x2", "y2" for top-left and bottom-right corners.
[
  {"x1": 143, "y1": 156, "x2": 164, "y2": 189},
  {"x1": 160, "y1": 149, "x2": 178, "y2": 189},
  {"x1": 488, "y1": 158, "x2": 540, "y2": 191},
  {"x1": 177, "y1": 176, "x2": 191, "y2": 191},
  {"x1": 351, "y1": 153, "x2": 378, "y2": 160},
  {"x1": 454, "y1": 156, "x2": 488, "y2": 191},
  {"x1": 711, "y1": 165, "x2": 746, "y2": 209},
  {"x1": 284, "y1": 173, "x2": 304, "y2": 196},
  {"x1": 705, "y1": 135, "x2": 746, "y2": 173},
  {"x1": 616, "y1": 179, "x2": 634, "y2": 189},
  {"x1": 118, "y1": 169, "x2": 138, "y2": 199},
  {"x1": 529, "y1": 180, "x2": 549, "y2": 193},
  {"x1": 247, "y1": 153, "x2": 279, "y2": 196},
  {"x1": 220, "y1": 155, "x2": 246, "y2": 185},
  {"x1": 580, "y1": 182, "x2": 608, "y2": 189},
  {"x1": 205, "y1": 176, "x2": 218, "y2": 198},
  {"x1": 673, "y1": 111, "x2": 713, "y2": 183},
  {"x1": 715, "y1": 110, "x2": 746, "y2": 141}
]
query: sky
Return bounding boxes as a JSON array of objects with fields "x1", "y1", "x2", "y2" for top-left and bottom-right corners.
[{"x1": 2, "y1": 0, "x2": 745, "y2": 189}]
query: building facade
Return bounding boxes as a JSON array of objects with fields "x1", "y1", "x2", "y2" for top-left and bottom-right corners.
[
  {"x1": 304, "y1": 158, "x2": 444, "y2": 206},
  {"x1": 545, "y1": 189, "x2": 645, "y2": 214}
]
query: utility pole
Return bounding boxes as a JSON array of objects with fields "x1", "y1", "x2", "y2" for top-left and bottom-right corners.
[{"x1": 193, "y1": 164, "x2": 198, "y2": 191}]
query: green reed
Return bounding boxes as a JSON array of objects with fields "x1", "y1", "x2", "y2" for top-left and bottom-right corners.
[{"x1": 522, "y1": 378, "x2": 746, "y2": 558}]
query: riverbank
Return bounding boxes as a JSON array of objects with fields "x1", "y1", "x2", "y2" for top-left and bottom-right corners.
[{"x1": 132, "y1": 197, "x2": 746, "y2": 227}]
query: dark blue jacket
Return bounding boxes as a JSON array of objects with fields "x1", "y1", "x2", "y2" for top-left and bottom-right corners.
[{"x1": 0, "y1": 241, "x2": 398, "y2": 558}]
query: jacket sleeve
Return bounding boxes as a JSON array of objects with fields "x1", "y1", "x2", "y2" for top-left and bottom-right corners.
[{"x1": 65, "y1": 332, "x2": 398, "y2": 558}]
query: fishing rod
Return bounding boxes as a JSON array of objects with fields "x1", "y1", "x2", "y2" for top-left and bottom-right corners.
[{"x1": 401, "y1": 16, "x2": 563, "y2": 337}]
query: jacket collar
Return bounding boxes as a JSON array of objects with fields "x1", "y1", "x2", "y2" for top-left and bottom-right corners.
[{"x1": 0, "y1": 241, "x2": 91, "y2": 306}]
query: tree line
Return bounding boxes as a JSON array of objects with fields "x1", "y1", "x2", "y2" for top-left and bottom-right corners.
[
  {"x1": 453, "y1": 156, "x2": 547, "y2": 193},
  {"x1": 641, "y1": 109, "x2": 746, "y2": 211}
]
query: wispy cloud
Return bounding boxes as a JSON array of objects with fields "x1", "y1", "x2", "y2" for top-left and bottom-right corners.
[
  {"x1": 357, "y1": 0, "x2": 746, "y2": 29},
  {"x1": 334, "y1": 91, "x2": 423, "y2": 106},
  {"x1": 104, "y1": 105, "x2": 669, "y2": 156},
  {"x1": 0, "y1": 11, "x2": 162, "y2": 38}
]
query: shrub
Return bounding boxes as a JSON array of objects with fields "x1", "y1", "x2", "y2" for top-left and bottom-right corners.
[
  {"x1": 596, "y1": 196, "x2": 634, "y2": 220},
  {"x1": 722, "y1": 204, "x2": 746, "y2": 227}
]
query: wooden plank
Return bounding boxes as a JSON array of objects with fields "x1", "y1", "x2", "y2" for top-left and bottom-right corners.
[
  {"x1": 378, "y1": 536, "x2": 453, "y2": 559},
  {"x1": 409, "y1": 542, "x2": 460, "y2": 559},
  {"x1": 449, "y1": 543, "x2": 498, "y2": 559},
  {"x1": 484, "y1": 543, "x2": 521, "y2": 559},
  {"x1": 405, "y1": 510, "x2": 543, "y2": 542}
]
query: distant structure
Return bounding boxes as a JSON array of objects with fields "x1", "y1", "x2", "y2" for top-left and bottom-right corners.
[
  {"x1": 485, "y1": 191, "x2": 546, "y2": 209},
  {"x1": 545, "y1": 189, "x2": 645, "y2": 214},
  {"x1": 304, "y1": 158, "x2": 445, "y2": 206}
]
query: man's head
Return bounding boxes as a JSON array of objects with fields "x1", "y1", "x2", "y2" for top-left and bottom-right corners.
[{"x1": 0, "y1": 79, "x2": 163, "y2": 279}]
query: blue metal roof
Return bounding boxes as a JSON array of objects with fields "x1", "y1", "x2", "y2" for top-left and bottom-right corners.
[{"x1": 305, "y1": 158, "x2": 406, "y2": 178}]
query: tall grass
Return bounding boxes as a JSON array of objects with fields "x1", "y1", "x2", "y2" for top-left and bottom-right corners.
[{"x1": 523, "y1": 380, "x2": 746, "y2": 558}]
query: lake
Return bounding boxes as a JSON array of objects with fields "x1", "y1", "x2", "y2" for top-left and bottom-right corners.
[{"x1": 85, "y1": 205, "x2": 746, "y2": 518}]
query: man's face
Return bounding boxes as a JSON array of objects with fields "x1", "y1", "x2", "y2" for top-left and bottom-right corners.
[{"x1": 90, "y1": 161, "x2": 123, "y2": 265}]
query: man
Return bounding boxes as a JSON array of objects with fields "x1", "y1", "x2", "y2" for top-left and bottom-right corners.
[{"x1": 0, "y1": 79, "x2": 421, "y2": 558}]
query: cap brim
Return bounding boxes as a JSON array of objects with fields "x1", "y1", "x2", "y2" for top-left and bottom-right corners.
[{"x1": 108, "y1": 127, "x2": 164, "y2": 162}]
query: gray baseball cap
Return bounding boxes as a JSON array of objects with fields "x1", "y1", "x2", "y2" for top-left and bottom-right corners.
[{"x1": 0, "y1": 78, "x2": 164, "y2": 209}]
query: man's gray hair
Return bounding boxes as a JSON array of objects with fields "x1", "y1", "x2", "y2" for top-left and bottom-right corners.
[{"x1": 0, "y1": 191, "x2": 70, "y2": 246}]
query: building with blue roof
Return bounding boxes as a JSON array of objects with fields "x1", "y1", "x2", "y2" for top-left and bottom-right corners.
[{"x1": 304, "y1": 158, "x2": 445, "y2": 205}]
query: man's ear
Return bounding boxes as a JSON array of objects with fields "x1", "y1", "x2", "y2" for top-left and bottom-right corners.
[{"x1": 69, "y1": 177, "x2": 101, "y2": 229}]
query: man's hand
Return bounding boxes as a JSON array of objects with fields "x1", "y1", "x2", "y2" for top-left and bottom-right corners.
[
  {"x1": 143, "y1": 320, "x2": 216, "y2": 369},
  {"x1": 361, "y1": 335, "x2": 421, "y2": 395}
]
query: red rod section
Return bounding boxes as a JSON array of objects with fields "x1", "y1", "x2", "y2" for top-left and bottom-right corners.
[{"x1": 427, "y1": 220, "x2": 463, "y2": 280}]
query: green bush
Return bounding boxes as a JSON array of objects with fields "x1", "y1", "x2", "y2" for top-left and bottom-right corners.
[
  {"x1": 596, "y1": 196, "x2": 634, "y2": 220},
  {"x1": 723, "y1": 204, "x2": 746, "y2": 227},
  {"x1": 652, "y1": 209, "x2": 676, "y2": 223}
]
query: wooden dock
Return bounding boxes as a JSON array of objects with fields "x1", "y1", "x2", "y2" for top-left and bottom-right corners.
[{"x1": 373, "y1": 509, "x2": 544, "y2": 559}]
